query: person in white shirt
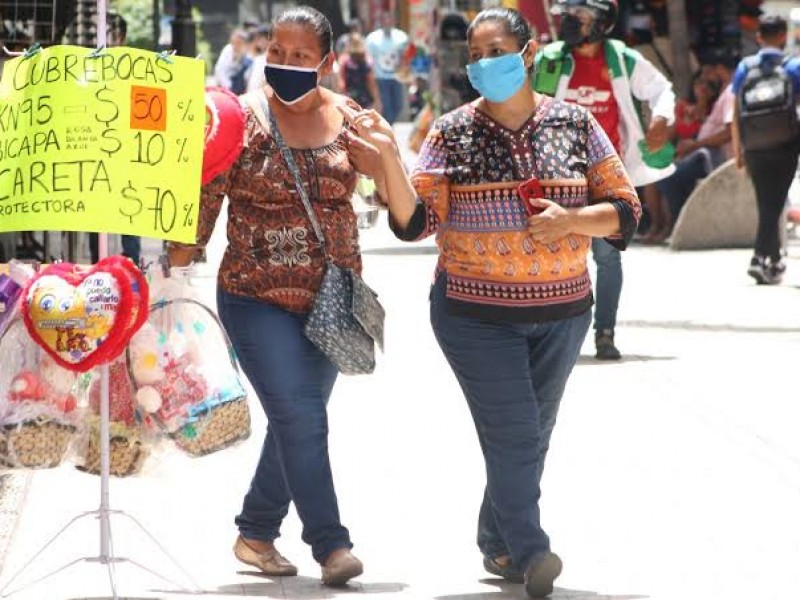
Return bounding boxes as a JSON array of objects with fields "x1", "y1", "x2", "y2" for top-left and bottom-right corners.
[
  {"x1": 214, "y1": 29, "x2": 251, "y2": 93},
  {"x1": 365, "y1": 12, "x2": 409, "y2": 124}
]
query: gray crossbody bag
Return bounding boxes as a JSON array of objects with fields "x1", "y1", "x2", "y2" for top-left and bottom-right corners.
[{"x1": 257, "y1": 92, "x2": 384, "y2": 375}]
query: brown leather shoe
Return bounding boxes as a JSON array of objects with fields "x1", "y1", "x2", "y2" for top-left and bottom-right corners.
[
  {"x1": 321, "y1": 549, "x2": 363, "y2": 586},
  {"x1": 524, "y1": 551, "x2": 562, "y2": 598},
  {"x1": 234, "y1": 536, "x2": 298, "y2": 577}
]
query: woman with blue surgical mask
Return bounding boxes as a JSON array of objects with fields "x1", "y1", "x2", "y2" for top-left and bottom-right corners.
[
  {"x1": 168, "y1": 5, "x2": 386, "y2": 588},
  {"x1": 341, "y1": 7, "x2": 639, "y2": 598}
]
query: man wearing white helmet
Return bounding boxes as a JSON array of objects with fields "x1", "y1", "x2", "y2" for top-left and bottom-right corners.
[{"x1": 534, "y1": 0, "x2": 675, "y2": 360}]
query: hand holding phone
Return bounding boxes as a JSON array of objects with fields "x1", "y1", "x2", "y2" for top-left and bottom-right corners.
[{"x1": 517, "y1": 178, "x2": 545, "y2": 217}]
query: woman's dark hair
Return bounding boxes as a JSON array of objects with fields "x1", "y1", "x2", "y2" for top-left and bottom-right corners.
[
  {"x1": 108, "y1": 13, "x2": 127, "y2": 40},
  {"x1": 466, "y1": 7, "x2": 534, "y2": 51},
  {"x1": 273, "y1": 6, "x2": 333, "y2": 56},
  {"x1": 687, "y1": 71, "x2": 718, "y2": 105}
]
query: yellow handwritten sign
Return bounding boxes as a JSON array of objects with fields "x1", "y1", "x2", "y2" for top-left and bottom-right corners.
[{"x1": 0, "y1": 45, "x2": 205, "y2": 243}]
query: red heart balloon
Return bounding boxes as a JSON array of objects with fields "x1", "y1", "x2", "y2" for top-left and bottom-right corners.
[
  {"x1": 202, "y1": 86, "x2": 246, "y2": 185},
  {"x1": 22, "y1": 257, "x2": 149, "y2": 372}
]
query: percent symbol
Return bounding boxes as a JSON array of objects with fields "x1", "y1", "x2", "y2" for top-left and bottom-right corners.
[
  {"x1": 178, "y1": 99, "x2": 194, "y2": 121},
  {"x1": 176, "y1": 138, "x2": 189, "y2": 162},
  {"x1": 182, "y1": 203, "x2": 194, "y2": 227}
]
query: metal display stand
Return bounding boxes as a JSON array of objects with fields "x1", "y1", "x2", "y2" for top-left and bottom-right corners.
[{"x1": 0, "y1": 4, "x2": 200, "y2": 597}]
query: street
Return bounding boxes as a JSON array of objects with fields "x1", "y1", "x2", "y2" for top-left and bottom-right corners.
[{"x1": 1, "y1": 124, "x2": 800, "y2": 600}]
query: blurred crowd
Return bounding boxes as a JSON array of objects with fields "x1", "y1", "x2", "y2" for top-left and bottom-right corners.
[
  {"x1": 640, "y1": 48, "x2": 738, "y2": 244},
  {"x1": 213, "y1": 13, "x2": 418, "y2": 126}
]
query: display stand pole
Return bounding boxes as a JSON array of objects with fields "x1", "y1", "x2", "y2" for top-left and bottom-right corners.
[{"x1": 0, "y1": 5, "x2": 201, "y2": 596}]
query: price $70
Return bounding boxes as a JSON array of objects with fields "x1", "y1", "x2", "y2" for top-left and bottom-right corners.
[{"x1": 120, "y1": 182, "x2": 195, "y2": 233}]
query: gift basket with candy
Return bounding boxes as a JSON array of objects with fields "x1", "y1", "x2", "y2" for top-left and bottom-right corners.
[
  {"x1": 134, "y1": 268, "x2": 250, "y2": 456},
  {"x1": 0, "y1": 319, "x2": 81, "y2": 469},
  {"x1": 131, "y1": 299, "x2": 250, "y2": 456},
  {"x1": 12, "y1": 256, "x2": 152, "y2": 476},
  {"x1": 76, "y1": 355, "x2": 154, "y2": 477}
]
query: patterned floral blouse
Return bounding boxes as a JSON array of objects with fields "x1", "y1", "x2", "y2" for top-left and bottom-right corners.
[
  {"x1": 393, "y1": 97, "x2": 641, "y2": 323},
  {"x1": 190, "y1": 107, "x2": 361, "y2": 313}
]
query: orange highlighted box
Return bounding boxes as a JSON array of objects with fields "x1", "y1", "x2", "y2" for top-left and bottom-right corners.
[{"x1": 130, "y1": 86, "x2": 167, "y2": 131}]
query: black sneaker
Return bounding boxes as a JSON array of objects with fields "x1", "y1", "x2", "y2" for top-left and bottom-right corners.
[
  {"x1": 748, "y1": 256, "x2": 768, "y2": 284},
  {"x1": 524, "y1": 552, "x2": 562, "y2": 598},
  {"x1": 765, "y1": 259, "x2": 786, "y2": 285},
  {"x1": 595, "y1": 329, "x2": 621, "y2": 361}
]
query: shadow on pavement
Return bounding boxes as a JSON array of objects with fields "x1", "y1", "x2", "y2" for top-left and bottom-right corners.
[
  {"x1": 577, "y1": 354, "x2": 676, "y2": 365},
  {"x1": 362, "y1": 247, "x2": 439, "y2": 256},
  {"x1": 437, "y1": 578, "x2": 648, "y2": 600},
  {"x1": 157, "y1": 575, "x2": 408, "y2": 598},
  {"x1": 618, "y1": 319, "x2": 800, "y2": 334}
]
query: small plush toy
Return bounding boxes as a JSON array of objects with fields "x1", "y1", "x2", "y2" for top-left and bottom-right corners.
[
  {"x1": 39, "y1": 354, "x2": 77, "y2": 395},
  {"x1": 128, "y1": 323, "x2": 167, "y2": 416},
  {"x1": 8, "y1": 371, "x2": 46, "y2": 402},
  {"x1": 135, "y1": 386, "x2": 163, "y2": 414},
  {"x1": 6, "y1": 356, "x2": 78, "y2": 415},
  {"x1": 129, "y1": 324, "x2": 165, "y2": 386},
  {"x1": 39, "y1": 354, "x2": 78, "y2": 414}
]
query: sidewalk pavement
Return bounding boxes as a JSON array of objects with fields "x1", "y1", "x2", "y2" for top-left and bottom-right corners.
[{"x1": 3, "y1": 128, "x2": 800, "y2": 599}]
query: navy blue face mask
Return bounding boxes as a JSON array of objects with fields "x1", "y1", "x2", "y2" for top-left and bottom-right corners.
[{"x1": 264, "y1": 58, "x2": 326, "y2": 104}]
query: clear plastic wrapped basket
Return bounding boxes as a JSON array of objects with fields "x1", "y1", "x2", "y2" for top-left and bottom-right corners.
[
  {"x1": 130, "y1": 294, "x2": 251, "y2": 457},
  {"x1": 0, "y1": 318, "x2": 81, "y2": 469},
  {"x1": 75, "y1": 355, "x2": 155, "y2": 477}
]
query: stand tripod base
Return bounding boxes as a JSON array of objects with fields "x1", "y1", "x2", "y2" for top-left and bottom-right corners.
[{"x1": 0, "y1": 509, "x2": 201, "y2": 599}]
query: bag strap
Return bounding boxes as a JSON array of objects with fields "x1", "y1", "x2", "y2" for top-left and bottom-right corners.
[{"x1": 255, "y1": 91, "x2": 328, "y2": 253}]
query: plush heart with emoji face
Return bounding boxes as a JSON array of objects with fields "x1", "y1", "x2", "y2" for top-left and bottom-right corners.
[
  {"x1": 22, "y1": 257, "x2": 149, "y2": 372},
  {"x1": 202, "y1": 86, "x2": 246, "y2": 185}
]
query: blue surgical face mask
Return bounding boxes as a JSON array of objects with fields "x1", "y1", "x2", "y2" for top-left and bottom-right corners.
[
  {"x1": 466, "y1": 44, "x2": 530, "y2": 103},
  {"x1": 264, "y1": 58, "x2": 326, "y2": 105}
]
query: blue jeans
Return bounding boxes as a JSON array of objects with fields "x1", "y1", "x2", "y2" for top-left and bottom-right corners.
[
  {"x1": 121, "y1": 235, "x2": 141, "y2": 264},
  {"x1": 376, "y1": 78, "x2": 404, "y2": 125},
  {"x1": 430, "y1": 274, "x2": 591, "y2": 571},
  {"x1": 217, "y1": 290, "x2": 352, "y2": 564},
  {"x1": 591, "y1": 238, "x2": 622, "y2": 332},
  {"x1": 657, "y1": 147, "x2": 722, "y2": 222}
]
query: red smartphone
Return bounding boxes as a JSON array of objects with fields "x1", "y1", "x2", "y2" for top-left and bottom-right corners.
[{"x1": 517, "y1": 178, "x2": 545, "y2": 217}]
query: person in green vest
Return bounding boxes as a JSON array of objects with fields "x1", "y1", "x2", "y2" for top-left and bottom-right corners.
[{"x1": 533, "y1": 0, "x2": 675, "y2": 360}]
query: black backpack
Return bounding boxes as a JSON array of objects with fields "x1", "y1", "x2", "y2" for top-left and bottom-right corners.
[{"x1": 737, "y1": 54, "x2": 799, "y2": 151}]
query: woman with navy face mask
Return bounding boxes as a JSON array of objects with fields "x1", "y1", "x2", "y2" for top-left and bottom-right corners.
[
  {"x1": 341, "y1": 7, "x2": 640, "y2": 598},
  {"x1": 168, "y1": 5, "x2": 385, "y2": 588}
]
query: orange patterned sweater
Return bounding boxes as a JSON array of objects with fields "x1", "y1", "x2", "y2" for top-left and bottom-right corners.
[{"x1": 392, "y1": 97, "x2": 641, "y2": 323}]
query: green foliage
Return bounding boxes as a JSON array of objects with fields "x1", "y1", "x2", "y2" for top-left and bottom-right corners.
[{"x1": 113, "y1": 0, "x2": 156, "y2": 50}]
